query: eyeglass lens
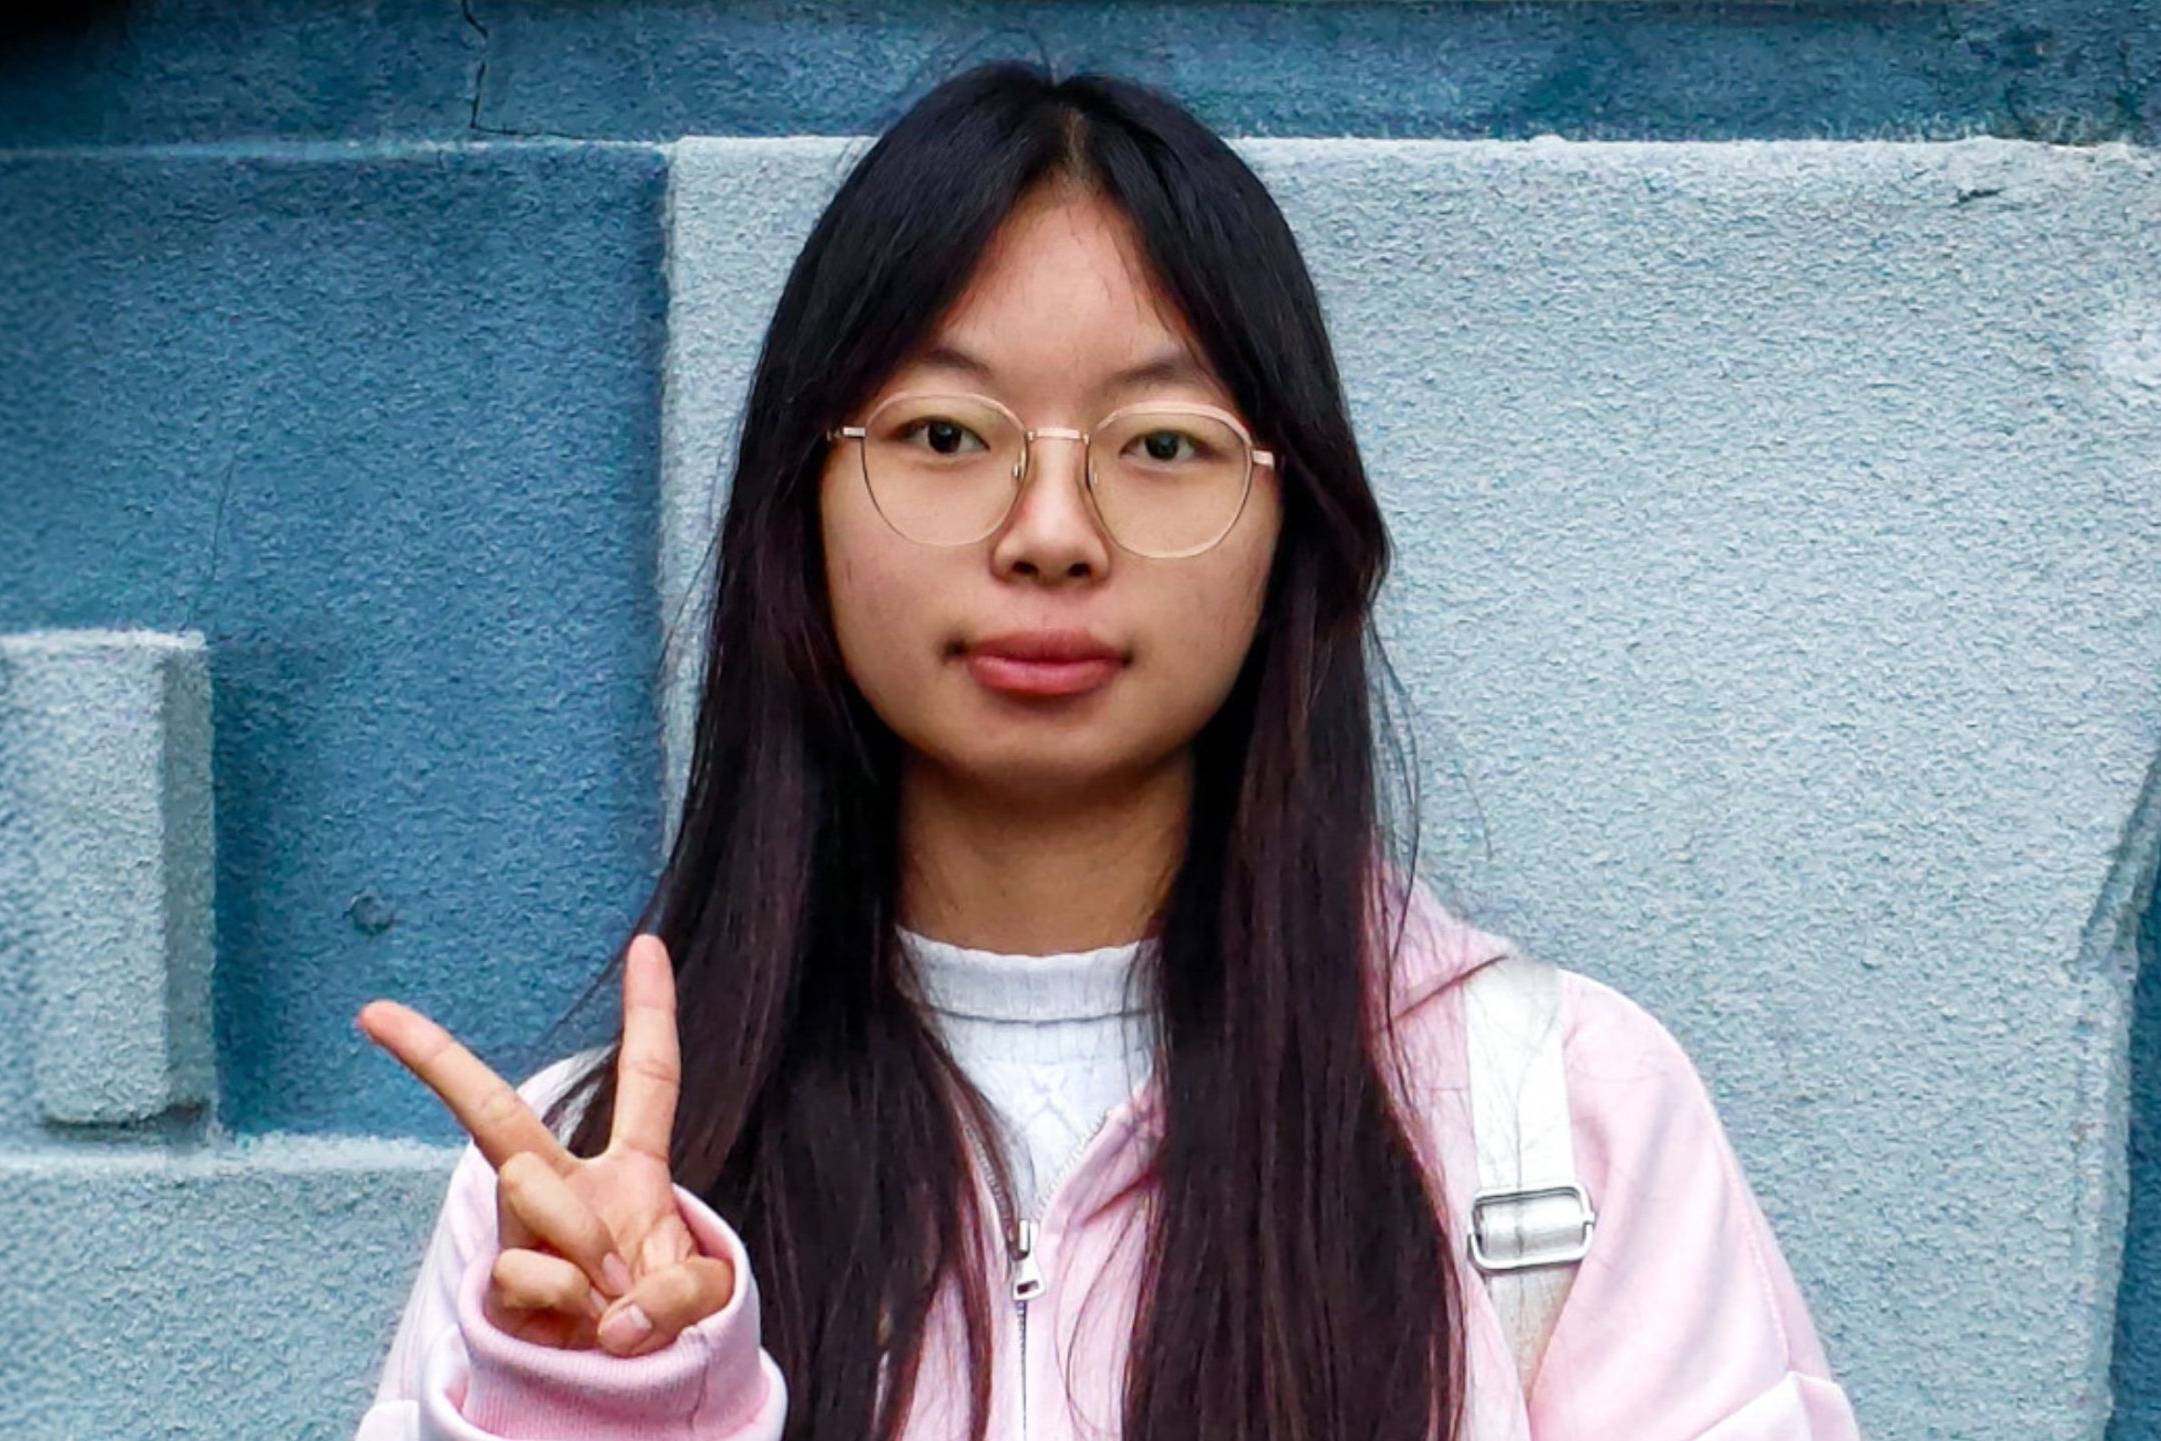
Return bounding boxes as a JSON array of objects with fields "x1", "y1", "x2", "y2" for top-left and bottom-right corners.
[{"x1": 855, "y1": 393, "x2": 1251, "y2": 557}]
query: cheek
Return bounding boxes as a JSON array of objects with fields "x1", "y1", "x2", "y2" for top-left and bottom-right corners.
[
  {"x1": 822, "y1": 472, "x2": 929, "y2": 706},
  {"x1": 821, "y1": 466, "x2": 979, "y2": 762},
  {"x1": 1138, "y1": 497, "x2": 1279, "y2": 725},
  {"x1": 1205, "y1": 478, "x2": 1280, "y2": 652}
]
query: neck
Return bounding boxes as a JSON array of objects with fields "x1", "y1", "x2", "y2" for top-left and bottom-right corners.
[{"x1": 896, "y1": 747, "x2": 1191, "y2": 954}]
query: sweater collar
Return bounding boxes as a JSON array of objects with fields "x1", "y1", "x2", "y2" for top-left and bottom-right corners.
[
  {"x1": 896, "y1": 866, "x2": 1514, "y2": 1037},
  {"x1": 897, "y1": 925, "x2": 1156, "y2": 1023}
]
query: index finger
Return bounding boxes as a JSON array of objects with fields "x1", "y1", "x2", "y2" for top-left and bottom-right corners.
[
  {"x1": 357, "y1": 998, "x2": 575, "y2": 1175},
  {"x1": 608, "y1": 933, "x2": 681, "y2": 1164}
]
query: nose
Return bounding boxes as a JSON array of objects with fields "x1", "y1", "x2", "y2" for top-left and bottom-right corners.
[{"x1": 989, "y1": 430, "x2": 1113, "y2": 580}]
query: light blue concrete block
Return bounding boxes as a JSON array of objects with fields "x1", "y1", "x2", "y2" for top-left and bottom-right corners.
[
  {"x1": 0, "y1": 1137, "x2": 460, "y2": 1439},
  {"x1": 0, "y1": 629, "x2": 216, "y2": 1127},
  {"x1": 655, "y1": 138, "x2": 866, "y2": 852},
  {"x1": 663, "y1": 134, "x2": 2161, "y2": 1440}
]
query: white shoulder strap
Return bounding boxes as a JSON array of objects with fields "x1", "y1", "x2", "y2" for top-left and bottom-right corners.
[{"x1": 1461, "y1": 947, "x2": 1597, "y2": 1395}]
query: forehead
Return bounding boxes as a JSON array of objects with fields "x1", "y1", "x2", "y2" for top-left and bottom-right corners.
[{"x1": 895, "y1": 189, "x2": 1228, "y2": 405}]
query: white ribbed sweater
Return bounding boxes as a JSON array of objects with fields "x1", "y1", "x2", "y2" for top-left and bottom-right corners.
[{"x1": 898, "y1": 925, "x2": 1158, "y2": 1222}]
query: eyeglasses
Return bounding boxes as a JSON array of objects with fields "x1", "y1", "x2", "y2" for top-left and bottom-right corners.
[{"x1": 825, "y1": 391, "x2": 1277, "y2": 560}]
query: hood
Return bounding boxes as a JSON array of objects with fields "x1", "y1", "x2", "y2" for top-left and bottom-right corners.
[{"x1": 1377, "y1": 866, "x2": 1525, "y2": 1022}]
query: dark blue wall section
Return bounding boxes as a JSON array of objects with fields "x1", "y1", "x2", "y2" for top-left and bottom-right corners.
[
  {"x1": 1, "y1": 0, "x2": 2155, "y2": 147},
  {"x1": 0, "y1": 142, "x2": 670, "y2": 1140}
]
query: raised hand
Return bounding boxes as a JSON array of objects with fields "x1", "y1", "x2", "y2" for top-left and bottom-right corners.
[{"x1": 356, "y1": 933, "x2": 735, "y2": 1357}]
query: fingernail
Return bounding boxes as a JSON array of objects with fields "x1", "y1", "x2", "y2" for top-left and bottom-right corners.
[
  {"x1": 598, "y1": 1303, "x2": 651, "y2": 1352},
  {"x1": 602, "y1": 1253, "x2": 632, "y2": 1297}
]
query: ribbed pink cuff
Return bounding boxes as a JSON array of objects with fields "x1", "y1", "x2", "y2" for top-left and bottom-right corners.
[{"x1": 453, "y1": 1183, "x2": 775, "y2": 1439}]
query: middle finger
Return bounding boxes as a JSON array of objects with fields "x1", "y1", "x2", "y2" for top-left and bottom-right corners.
[{"x1": 608, "y1": 934, "x2": 682, "y2": 1165}]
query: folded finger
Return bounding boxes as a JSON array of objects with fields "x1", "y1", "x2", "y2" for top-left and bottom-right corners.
[
  {"x1": 497, "y1": 1151, "x2": 632, "y2": 1303},
  {"x1": 595, "y1": 1254, "x2": 737, "y2": 1358},
  {"x1": 489, "y1": 1246, "x2": 607, "y2": 1322}
]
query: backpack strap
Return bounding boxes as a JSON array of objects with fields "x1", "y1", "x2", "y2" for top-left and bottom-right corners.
[{"x1": 1461, "y1": 946, "x2": 1597, "y2": 1395}]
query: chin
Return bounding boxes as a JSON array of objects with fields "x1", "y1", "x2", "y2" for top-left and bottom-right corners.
[{"x1": 929, "y1": 729, "x2": 1139, "y2": 797}]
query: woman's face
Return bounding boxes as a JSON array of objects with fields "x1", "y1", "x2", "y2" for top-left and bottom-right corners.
[{"x1": 819, "y1": 184, "x2": 1283, "y2": 805}]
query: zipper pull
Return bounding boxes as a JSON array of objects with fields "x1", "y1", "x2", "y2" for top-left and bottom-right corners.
[{"x1": 1011, "y1": 1218, "x2": 1045, "y2": 1301}]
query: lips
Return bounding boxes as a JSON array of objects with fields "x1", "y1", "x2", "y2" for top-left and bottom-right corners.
[
  {"x1": 962, "y1": 629, "x2": 1126, "y2": 698},
  {"x1": 968, "y1": 629, "x2": 1122, "y2": 663}
]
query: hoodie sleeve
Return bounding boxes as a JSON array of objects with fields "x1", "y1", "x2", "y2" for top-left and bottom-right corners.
[
  {"x1": 1523, "y1": 972, "x2": 1863, "y2": 1440},
  {"x1": 352, "y1": 1056, "x2": 787, "y2": 1440},
  {"x1": 353, "y1": 1133, "x2": 495, "y2": 1440}
]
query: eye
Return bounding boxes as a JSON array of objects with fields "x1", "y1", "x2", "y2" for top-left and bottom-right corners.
[
  {"x1": 898, "y1": 416, "x2": 990, "y2": 456},
  {"x1": 1125, "y1": 427, "x2": 1208, "y2": 465}
]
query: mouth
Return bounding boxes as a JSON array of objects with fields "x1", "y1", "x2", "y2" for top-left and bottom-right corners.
[{"x1": 956, "y1": 628, "x2": 1128, "y2": 699}]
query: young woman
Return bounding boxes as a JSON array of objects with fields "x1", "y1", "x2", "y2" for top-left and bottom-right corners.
[{"x1": 354, "y1": 61, "x2": 1860, "y2": 1441}]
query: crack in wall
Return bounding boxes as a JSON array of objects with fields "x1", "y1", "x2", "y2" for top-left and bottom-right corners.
[
  {"x1": 457, "y1": 0, "x2": 595, "y2": 143},
  {"x1": 459, "y1": 0, "x2": 488, "y2": 133}
]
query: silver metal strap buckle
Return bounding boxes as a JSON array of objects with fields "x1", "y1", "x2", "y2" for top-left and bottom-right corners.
[{"x1": 1468, "y1": 1182, "x2": 1597, "y2": 1273}]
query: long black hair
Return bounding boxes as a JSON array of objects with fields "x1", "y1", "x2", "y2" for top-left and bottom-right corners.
[{"x1": 541, "y1": 59, "x2": 1460, "y2": 1441}]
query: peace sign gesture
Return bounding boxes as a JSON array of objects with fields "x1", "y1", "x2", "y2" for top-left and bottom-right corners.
[{"x1": 356, "y1": 933, "x2": 735, "y2": 1356}]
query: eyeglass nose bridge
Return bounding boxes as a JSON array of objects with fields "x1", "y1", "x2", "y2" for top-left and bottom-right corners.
[
  {"x1": 997, "y1": 427, "x2": 1108, "y2": 551},
  {"x1": 1013, "y1": 424, "x2": 1090, "y2": 480},
  {"x1": 998, "y1": 427, "x2": 1097, "y2": 507}
]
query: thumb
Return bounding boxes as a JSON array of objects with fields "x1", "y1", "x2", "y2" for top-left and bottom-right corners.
[{"x1": 594, "y1": 1254, "x2": 737, "y2": 1357}]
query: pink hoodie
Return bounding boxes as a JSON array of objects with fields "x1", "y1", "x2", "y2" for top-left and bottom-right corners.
[{"x1": 356, "y1": 879, "x2": 1862, "y2": 1440}]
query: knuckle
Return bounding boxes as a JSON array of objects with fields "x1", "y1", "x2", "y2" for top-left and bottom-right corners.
[
  {"x1": 669, "y1": 1257, "x2": 733, "y2": 1317},
  {"x1": 660, "y1": 1263, "x2": 705, "y2": 1311},
  {"x1": 628, "y1": 1263, "x2": 696, "y2": 1323},
  {"x1": 473, "y1": 1081, "x2": 526, "y2": 1131},
  {"x1": 491, "y1": 1247, "x2": 587, "y2": 1316},
  {"x1": 498, "y1": 1151, "x2": 540, "y2": 1191},
  {"x1": 496, "y1": 1179, "x2": 536, "y2": 1227},
  {"x1": 490, "y1": 1250, "x2": 530, "y2": 1299},
  {"x1": 547, "y1": 1268, "x2": 589, "y2": 1312},
  {"x1": 696, "y1": 1257, "x2": 737, "y2": 1313},
  {"x1": 619, "y1": 1052, "x2": 680, "y2": 1089}
]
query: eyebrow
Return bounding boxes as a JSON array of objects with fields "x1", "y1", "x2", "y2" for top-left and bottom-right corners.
[{"x1": 907, "y1": 341, "x2": 1216, "y2": 398}]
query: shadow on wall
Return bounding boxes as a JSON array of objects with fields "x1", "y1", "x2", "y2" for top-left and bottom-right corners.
[
  {"x1": 2111, "y1": 881, "x2": 2161, "y2": 1436},
  {"x1": 0, "y1": 0, "x2": 135, "y2": 48}
]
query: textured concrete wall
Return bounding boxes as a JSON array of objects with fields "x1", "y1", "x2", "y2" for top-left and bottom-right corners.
[{"x1": 4, "y1": 6, "x2": 2160, "y2": 1438}]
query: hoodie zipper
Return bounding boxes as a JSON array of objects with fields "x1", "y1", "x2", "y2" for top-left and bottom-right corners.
[{"x1": 961, "y1": 1102, "x2": 1127, "y2": 1440}]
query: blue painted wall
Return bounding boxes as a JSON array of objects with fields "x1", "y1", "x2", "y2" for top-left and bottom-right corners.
[
  {"x1": 0, "y1": 142, "x2": 670, "y2": 1141},
  {"x1": 2, "y1": 0, "x2": 2155, "y2": 146}
]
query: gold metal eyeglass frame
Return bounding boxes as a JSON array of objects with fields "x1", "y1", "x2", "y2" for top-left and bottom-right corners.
[{"x1": 825, "y1": 390, "x2": 1278, "y2": 560}]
